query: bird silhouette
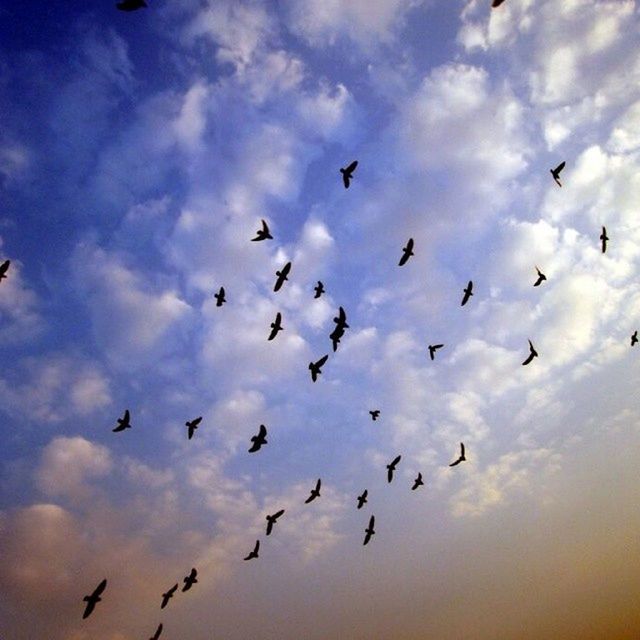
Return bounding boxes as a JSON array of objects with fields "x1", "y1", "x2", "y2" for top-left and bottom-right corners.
[
  {"x1": 631, "y1": 330, "x2": 638, "y2": 346},
  {"x1": 398, "y1": 238, "x2": 414, "y2": 266},
  {"x1": 461, "y1": 281, "x2": 473, "y2": 306},
  {"x1": 333, "y1": 306, "x2": 350, "y2": 330},
  {"x1": 533, "y1": 266, "x2": 547, "y2": 287},
  {"x1": 369, "y1": 410, "x2": 380, "y2": 421},
  {"x1": 244, "y1": 540, "x2": 260, "y2": 560},
  {"x1": 305, "y1": 479, "x2": 322, "y2": 504},
  {"x1": 309, "y1": 354, "x2": 329, "y2": 382},
  {"x1": 550, "y1": 161, "x2": 565, "y2": 186},
  {"x1": 182, "y1": 568, "x2": 198, "y2": 592},
  {"x1": 112, "y1": 409, "x2": 131, "y2": 432},
  {"x1": 265, "y1": 509, "x2": 285, "y2": 535},
  {"x1": 522, "y1": 339, "x2": 538, "y2": 365},
  {"x1": 160, "y1": 584, "x2": 178, "y2": 609},
  {"x1": 252, "y1": 219, "x2": 273, "y2": 241},
  {"x1": 357, "y1": 490, "x2": 368, "y2": 509},
  {"x1": 248, "y1": 424, "x2": 268, "y2": 452},
  {"x1": 268, "y1": 312, "x2": 283, "y2": 341},
  {"x1": 449, "y1": 442, "x2": 466, "y2": 467},
  {"x1": 0, "y1": 259, "x2": 10, "y2": 282},
  {"x1": 412, "y1": 473, "x2": 424, "y2": 490},
  {"x1": 340, "y1": 160, "x2": 358, "y2": 189},
  {"x1": 274, "y1": 261, "x2": 291, "y2": 292},
  {"x1": 186, "y1": 416, "x2": 202, "y2": 440},
  {"x1": 363, "y1": 515, "x2": 375, "y2": 545},
  {"x1": 116, "y1": 0, "x2": 147, "y2": 10},
  {"x1": 149, "y1": 623, "x2": 163, "y2": 640},
  {"x1": 82, "y1": 578, "x2": 107, "y2": 619},
  {"x1": 214, "y1": 286, "x2": 226, "y2": 307},
  {"x1": 386, "y1": 455, "x2": 402, "y2": 483},
  {"x1": 600, "y1": 226, "x2": 609, "y2": 253},
  {"x1": 330, "y1": 326, "x2": 344, "y2": 352},
  {"x1": 314, "y1": 281, "x2": 325, "y2": 298},
  {"x1": 428, "y1": 344, "x2": 444, "y2": 361}
]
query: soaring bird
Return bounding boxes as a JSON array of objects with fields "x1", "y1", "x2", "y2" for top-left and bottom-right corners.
[
  {"x1": 116, "y1": 0, "x2": 147, "y2": 10},
  {"x1": 600, "y1": 226, "x2": 609, "y2": 254},
  {"x1": 252, "y1": 219, "x2": 273, "y2": 241},
  {"x1": 149, "y1": 623, "x2": 163, "y2": 640},
  {"x1": 248, "y1": 424, "x2": 268, "y2": 452},
  {"x1": 631, "y1": 330, "x2": 638, "y2": 347},
  {"x1": 461, "y1": 281, "x2": 473, "y2": 306},
  {"x1": 160, "y1": 584, "x2": 178, "y2": 609},
  {"x1": 330, "y1": 326, "x2": 344, "y2": 352},
  {"x1": 550, "y1": 161, "x2": 565, "y2": 187},
  {"x1": 244, "y1": 540, "x2": 260, "y2": 561},
  {"x1": 186, "y1": 416, "x2": 202, "y2": 440},
  {"x1": 340, "y1": 160, "x2": 358, "y2": 189},
  {"x1": 363, "y1": 515, "x2": 375, "y2": 546},
  {"x1": 268, "y1": 312, "x2": 283, "y2": 341},
  {"x1": 412, "y1": 473, "x2": 424, "y2": 490},
  {"x1": 522, "y1": 339, "x2": 538, "y2": 366},
  {"x1": 0, "y1": 259, "x2": 10, "y2": 281},
  {"x1": 449, "y1": 442, "x2": 466, "y2": 467},
  {"x1": 113, "y1": 409, "x2": 131, "y2": 433},
  {"x1": 309, "y1": 354, "x2": 329, "y2": 382},
  {"x1": 182, "y1": 568, "x2": 198, "y2": 592},
  {"x1": 357, "y1": 490, "x2": 368, "y2": 509},
  {"x1": 274, "y1": 262, "x2": 291, "y2": 292},
  {"x1": 305, "y1": 479, "x2": 322, "y2": 504},
  {"x1": 333, "y1": 306, "x2": 349, "y2": 329},
  {"x1": 314, "y1": 281, "x2": 325, "y2": 298},
  {"x1": 533, "y1": 266, "x2": 547, "y2": 287},
  {"x1": 82, "y1": 578, "x2": 107, "y2": 619},
  {"x1": 398, "y1": 238, "x2": 414, "y2": 266},
  {"x1": 428, "y1": 344, "x2": 444, "y2": 361},
  {"x1": 369, "y1": 410, "x2": 380, "y2": 421},
  {"x1": 386, "y1": 455, "x2": 402, "y2": 483},
  {"x1": 265, "y1": 509, "x2": 285, "y2": 535},
  {"x1": 214, "y1": 286, "x2": 226, "y2": 307}
]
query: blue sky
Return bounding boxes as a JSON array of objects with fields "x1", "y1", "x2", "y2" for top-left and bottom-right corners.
[{"x1": 2, "y1": 1, "x2": 640, "y2": 638}]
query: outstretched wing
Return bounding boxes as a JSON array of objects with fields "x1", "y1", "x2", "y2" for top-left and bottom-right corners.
[
  {"x1": 346, "y1": 160, "x2": 358, "y2": 174},
  {"x1": 123, "y1": 409, "x2": 130, "y2": 423},
  {"x1": 274, "y1": 509, "x2": 285, "y2": 520},
  {"x1": 460, "y1": 442, "x2": 465, "y2": 458},
  {"x1": 151, "y1": 623, "x2": 164, "y2": 640},
  {"x1": 258, "y1": 424, "x2": 267, "y2": 439},
  {"x1": 0, "y1": 260, "x2": 9, "y2": 276},
  {"x1": 554, "y1": 161, "x2": 565, "y2": 175},
  {"x1": 316, "y1": 354, "x2": 329, "y2": 369},
  {"x1": 391, "y1": 454, "x2": 402, "y2": 467}
]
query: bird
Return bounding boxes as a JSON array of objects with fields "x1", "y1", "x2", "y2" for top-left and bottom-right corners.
[
  {"x1": 182, "y1": 568, "x2": 198, "y2": 592},
  {"x1": 244, "y1": 540, "x2": 260, "y2": 561},
  {"x1": 273, "y1": 261, "x2": 291, "y2": 292},
  {"x1": 268, "y1": 312, "x2": 283, "y2": 341},
  {"x1": 265, "y1": 509, "x2": 285, "y2": 535},
  {"x1": 112, "y1": 409, "x2": 131, "y2": 432},
  {"x1": 314, "y1": 281, "x2": 325, "y2": 298},
  {"x1": 186, "y1": 416, "x2": 202, "y2": 440},
  {"x1": 214, "y1": 286, "x2": 226, "y2": 307},
  {"x1": 550, "y1": 161, "x2": 565, "y2": 186},
  {"x1": 305, "y1": 479, "x2": 322, "y2": 504},
  {"x1": 412, "y1": 473, "x2": 424, "y2": 491},
  {"x1": 600, "y1": 226, "x2": 609, "y2": 253},
  {"x1": 149, "y1": 623, "x2": 163, "y2": 640},
  {"x1": 363, "y1": 515, "x2": 375, "y2": 546},
  {"x1": 533, "y1": 266, "x2": 547, "y2": 287},
  {"x1": 330, "y1": 326, "x2": 344, "y2": 352},
  {"x1": 333, "y1": 306, "x2": 349, "y2": 330},
  {"x1": 251, "y1": 219, "x2": 273, "y2": 241},
  {"x1": 492, "y1": 0, "x2": 507, "y2": 7},
  {"x1": 309, "y1": 354, "x2": 329, "y2": 382},
  {"x1": 82, "y1": 578, "x2": 107, "y2": 619},
  {"x1": 248, "y1": 424, "x2": 268, "y2": 452},
  {"x1": 116, "y1": 0, "x2": 147, "y2": 10},
  {"x1": 522, "y1": 339, "x2": 538, "y2": 366},
  {"x1": 357, "y1": 490, "x2": 368, "y2": 509},
  {"x1": 449, "y1": 442, "x2": 466, "y2": 467},
  {"x1": 428, "y1": 344, "x2": 444, "y2": 361},
  {"x1": 369, "y1": 410, "x2": 380, "y2": 421},
  {"x1": 461, "y1": 281, "x2": 473, "y2": 306},
  {"x1": 631, "y1": 331, "x2": 638, "y2": 346},
  {"x1": 340, "y1": 160, "x2": 358, "y2": 189},
  {"x1": 0, "y1": 259, "x2": 10, "y2": 282},
  {"x1": 160, "y1": 583, "x2": 178, "y2": 609},
  {"x1": 398, "y1": 238, "x2": 414, "y2": 266},
  {"x1": 386, "y1": 455, "x2": 402, "y2": 483}
]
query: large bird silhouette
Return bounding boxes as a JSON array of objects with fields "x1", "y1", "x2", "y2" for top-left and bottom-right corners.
[
  {"x1": 398, "y1": 238, "x2": 414, "y2": 266},
  {"x1": 340, "y1": 160, "x2": 358, "y2": 188},
  {"x1": 248, "y1": 424, "x2": 268, "y2": 452},
  {"x1": 186, "y1": 416, "x2": 202, "y2": 440},
  {"x1": 522, "y1": 340, "x2": 538, "y2": 366},
  {"x1": 274, "y1": 262, "x2": 291, "y2": 292},
  {"x1": 252, "y1": 219, "x2": 273, "y2": 241},
  {"x1": 449, "y1": 443, "x2": 466, "y2": 467},
  {"x1": 363, "y1": 515, "x2": 375, "y2": 545},
  {"x1": 265, "y1": 509, "x2": 285, "y2": 535},
  {"x1": 160, "y1": 584, "x2": 178, "y2": 609},
  {"x1": 82, "y1": 578, "x2": 107, "y2": 619},
  {"x1": 386, "y1": 455, "x2": 402, "y2": 482},
  {"x1": 112, "y1": 409, "x2": 131, "y2": 433},
  {"x1": 268, "y1": 312, "x2": 283, "y2": 341},
  {"x1": 550, "y1": 161, "x2": 565, "y2": 186},
  {"x1": 461, "y1": 281, "x2": 473, "y2": 306},
  {"x1": 305, "y1": 479, "x2": 322, "y2": 504},
  {"x1": 309, "y1": 355, "x2": 329, "y2": 382},
  {"x1": 244, "y1": 540, "x2": 260, "y2": 560}
]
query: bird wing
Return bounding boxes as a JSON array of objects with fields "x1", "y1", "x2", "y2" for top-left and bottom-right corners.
[
  {"x1": 254, "y1": 539, "x2": 260, "y2": 554},
  {"x1": 93, "y1": 578, "x2": 107, "y2": 597},
  {"x1": 282, "y1": 262, "x2": 291, "y2": 277},
  {"x1": 261, "y1": 219, "x2": 269, "y2": 233},
  {"x1": 407, "y1": 238, "x2": 414, "y2": 252},
  {"x1": 338, "y1": 306, "x2": 347, "y2": 324},
  {"x1": 369, "y1": 515, "x2": 375, "y2": 529},
  {"x1": 268, "y1": 327, "x2": 277, "y2": 341},
  {"x1": 274, "y1": 509, "x2": 285, "y2": 520},
  {"x1": 342, "y1": 172, "x2": 350, "y2": 188},
  {"x1": 266, "y1": 519, "x2": 273, "y2": 535},
  {"x1": 449, "y1": 459, "x2": 461, "y2": 467},
  {"x1": 363, "y1": 531, "x2": 372, "y2": 545},
  {"x1": 460, "y1": 442, "x2": 465, "y2": 457},
  {"x1": 123, "y1": 409, "x2": 130, "y2": 423},
  {"x1": 316, "y1": 354, "x2": 329, "y2": 368},
  {"x1": 554, "y1": 161, "x2": 565, "y2": 174},
  {"x1": 82, "y1": 598, "x2": 96, "y2": 619},
  {"x1": 346, "y1": 160, "x2": 358, "y2": 173},
  {"x1": 258, "y1": 424, "x2": 267, "y2": 438},
  {"x1": 0, "y1": 260, "x2": 9, "y2": 275},
  {"x1": 387, "y1": 467, "x2": 394, "y2": 482},
  {"x1": 151, "y1": 622, "x2": 163, "y2": 640},
  {"x1": 522, "y1": 352, "x2": 534, "y2": 366},
  {"x1": 391, "y1": 454, "x2": 402, "y2": 467},
  {"x1": 315, "y1": 478, "x2": 321, "y2": 491}
]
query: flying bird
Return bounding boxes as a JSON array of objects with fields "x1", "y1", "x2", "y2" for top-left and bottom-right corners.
[
  {"x1": 428, "y1": 344, "x2": 444, "y2": 361},
  {"x1": 265, "y1": 509, "x2": 285, "y2": 535},
  {"x1": 330, "y1": 326, "x2": 344, "y2": 352},
  {"x1": 305, "y1": 479, "x2": 322, "y2": 504},
  {"x1": 309, "y1": 354, "x2": 329, "y2": 382},
  {"x1": 149, "y1": 623, "x2": 163, "y2": 640},
  {"x1": 363, "y1": 515, "x2": 375, "y2": 546},
  {"x1": 412, "y1": 473, "x2": 424, "y2": 491},
  {"x1": 112, "y1": 409, "x2": 131, "y2": 433},
  {"x1": 182, "y1": 568, "x2": 198, "y2": 592},
  {"x1": 449, "y1": 442, "x2": 466, "y2": 467},
  {"x1": 550, "y1": 161, "x2": 565, "y2": 187},
  {"x1": 398, "y1": 238, "x2": 414, "y2": 266},
  {"x1": 0, "y1": 259, "x2": 10, "y2": 281},
  {"x1": 244, "y1": 540, "x2": 260, "y2": 561},
  {"x1": 631, "y1": 330, "x2": 637, "y2": 347},
  {"x1": 533, "y1": 266, "x2": 547, "y2": 287},
  {"x1": 461, "y1": 281, "x2": 473, "y2": 306},
  {"x1": 186, "y1": 416, "x2": 202, "y2": 440},
  {"x1": 214, "y1": 286, "x2": 226, "y2": 307},
  {"x1": 248, "y1": 424, "x2": 268, "y2": 452},
  {"x1": 251, "y1": 219, "x2": 273, "y2": 241},
  {"x1": 600, "y1": 226, "x2": 609, "y2": 253},
  {"x1": 273, "y1": 261, "x2": 291, "y2": 292},
  {"x1": 116, "y1": 0, "x2": 147, "y2": 10},
  {"x1": 340, "y1": 160, "x2": 358, "y2": 189},
  {"x1": 369, "y1": 410, "x2": 380, "y2": 421},
  {"x1": 268, "y1": 312, "x2": 283, "y2": 341},
  {"x1": 160, "y1": 584, "x2": 178, "y2": 609},
  {"x1": 82, "y1": 578, "x2": 107, "y2": 619},
  {"x1": 314, "y1": 281, "x2": 325, "y2": 298},
  {"x1": 357, "y1": 490, "x2": 368, "y2": 509},
  {"x1": 522, "y1": 339, "x2": 538, "y2": 366},
  {"x1": 333, "y1": 306, "x2": 349, "y2": 330},
  {"x1": 386, "y1": 454, "x2": 402, "y2": 483}
]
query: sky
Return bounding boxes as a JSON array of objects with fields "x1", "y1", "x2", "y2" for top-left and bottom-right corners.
[{"x1": 1, "y1": 0, "x2": 640, "y2": 638}]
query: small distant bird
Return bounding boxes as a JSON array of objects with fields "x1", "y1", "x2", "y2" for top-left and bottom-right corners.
[
  {"x1": 357, "y1": 490, "x2": 368, "y2": 509},
  {"x1": 492, "y1": 0, "x2": 506, "y2": 7},
  {"x1": 182, "y1": 568, "x2": 197, "y2": 592},
  {"x1": 363, "y1": 515, "x2": 375, "y2": 546},
  {"x1": 340, "y1": 160, "x2": 358, "y2": 189},
  {"x1": 305, "y1": 479, "x2": 321, "y2": 504},
  {"x1": 160, "y1": 584, "x2": 178, "y2": 609},
  {"x1": 428, "y1": 344, "x2": 444, "y2": 361},
  {"x1": 314, "y1": 281, "x2": 325, "y2": 298},
  {"x1": 268, "y1": 312, "x2": 283, "y2": 341},
  {"x1": 550, "y1": 161, "x2": 565, "y2": 187},
  {"x1": 631, "y1": 330, "x2": 638, "y2": 346},
  {"x1": 522, "y1": 339, "x2": 538, "y2": 366},
  {"x1": 274, "y1": 261, "x2": 291, "y2": 292},
  {"x1": 244, "y1": 540, "x2": 260, "y2": 561},
  {"x1": 398, "y1": 238, "x2": 415, "y2": 266},
  {"x1": 600, "y1": 226, "x2": 609, "y2": 254},
  {"x1": 112, "y1": 409, "x2": 131, "y2": 433},
  {"x1": 449, "y1": 442, "x2": 466, "y2": 467},
  {"x1": 149, "y1": 623, "x2": 163, "y2": 640},
  {"x1": 461, "y1": 281, "x2": 473, "y2": 306},
  {"x1": 330, "y1": 326, "x2": 344, "y2": 352},
  {"x1": 214, "y1": 286, "x2": 226, "y2": 307},
  {"x1": 386, "y1": 454, "x2": 402, "y2": 483},
  {"x1": 533, "y1": 266, "x2": 547, "y2": 287},
  {"x1": 248, "y1": 424, "x2": 268, "y2": 452},
  {"x1": 369, "y1": 410, "x2": 380, "y2": 421},
  {"x1": 186, "y1": 416, "x2": 202, "y2": 440},
  {"x1": 412, "y1": 473, "x2": 424, "y2": 491},
  {"x1": 0, "y1": 260, "x2": 10, "y2": 281},
  {"x1": 333, "y1": 306, "x2": 349, "y2": 329},
  {"x1": 265, "y1": 509, "x2": 285, "y2": 535},
  {"x1": 309, "y1": 354, "x2": 329, "y2": 382},
  {"x1": 251, "y1": 219, "x2": 273, "y2": 241},
  {"x1": 82, "y1": 578, "x2": 107, "y2": 619},
  {"x1": 116, "y1": 0, "x2": 147, "y2": 11}
]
